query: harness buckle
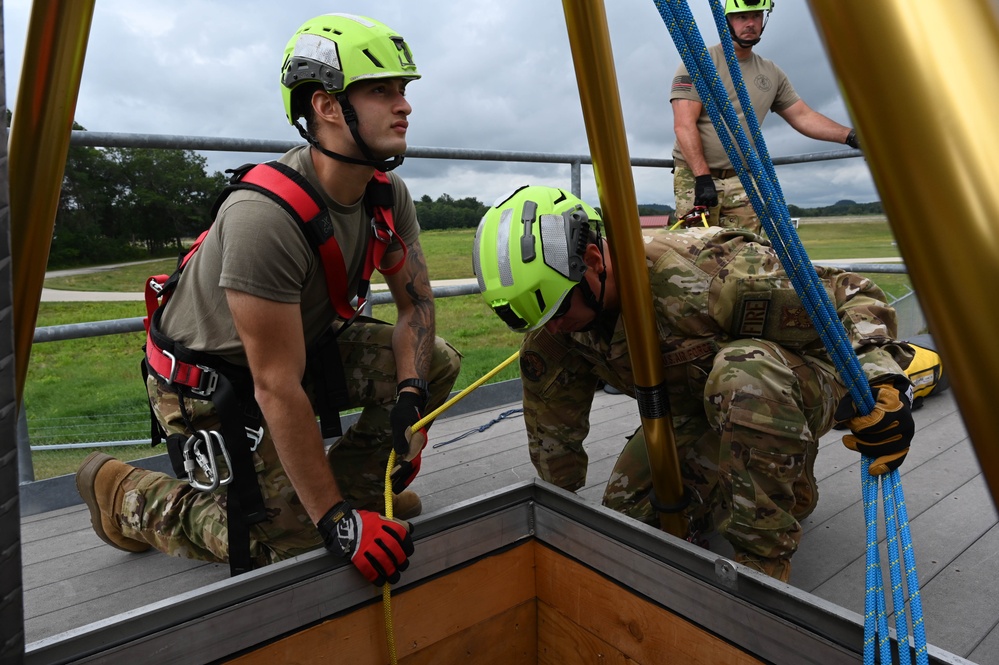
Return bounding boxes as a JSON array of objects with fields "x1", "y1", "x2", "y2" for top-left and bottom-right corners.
[
  {"x1": 148, "y1": 279, "x2": 164, "y2": 294},
  {"x1": 245, "y1": 425, "x2": 264, "y2": 452},
  {"x1": 371, "y1": 217, "x2": 395, "y2": 244},
  {"x1": 190, "y1": 364, "x2": 219, "y2": 397},
  {"x1": 183, "y1": 430, "x2": 233, "y2": 492},
  {"x1": 161, "y1": 349, "x2": 179, "y2": 385}
]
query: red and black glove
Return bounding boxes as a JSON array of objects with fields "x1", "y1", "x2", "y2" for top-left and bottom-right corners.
[
  {"x1": 318, "y1": 500, "x2": 414, "y2": 586},
  {"x1": 390, "y1": 390, "x2": 428, "y2": 494},
  {"x1": 835, "y1": 377, "x2": 915, "y2": 476}
]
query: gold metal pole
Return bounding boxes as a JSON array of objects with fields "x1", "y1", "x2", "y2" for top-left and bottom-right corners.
[
  {"x1": 9, "y1": 0, "x2": 96, "y2": 404},
  {"x1": 562, "y1": 0, "x2": 687, "y2": 537},
  {"x1": 808, "y1": 1, "x2": 999, "y2": 506}
]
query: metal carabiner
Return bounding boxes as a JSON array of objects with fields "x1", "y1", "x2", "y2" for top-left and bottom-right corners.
[{"x1": 183, "y1": 430, "x2": 233, "y2": 492}]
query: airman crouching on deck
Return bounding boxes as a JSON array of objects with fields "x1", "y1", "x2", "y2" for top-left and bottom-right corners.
[{"x1": 472, "y1": 185, "x2": 914, "y2": 582}]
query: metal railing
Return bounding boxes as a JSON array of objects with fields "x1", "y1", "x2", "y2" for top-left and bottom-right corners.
[
  {"x1": 71, "y1": 129, "x2": 863, "y2": 199},
  {"x1": 20, "y1": 134, "x2": 873, "y2": 482}
]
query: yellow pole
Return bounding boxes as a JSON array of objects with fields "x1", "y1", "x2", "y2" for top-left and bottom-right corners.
[
  {"x1": 808, "y1": 1, "x2": 999, "y2": 507},
  {"x1": 562, "y1": 0, "x2": 687, "y2": 537},
  {"x1": 9, "y1": 0, "x2": 96, "y2": 404}
]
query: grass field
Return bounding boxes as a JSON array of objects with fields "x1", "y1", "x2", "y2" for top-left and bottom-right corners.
[{"x1": 27, "y1": 217, "x2": 908, "y2": 479}]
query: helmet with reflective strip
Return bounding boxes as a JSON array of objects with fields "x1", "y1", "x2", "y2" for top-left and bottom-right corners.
[
  {"x1": 725, "y1": 0, "x2": 773, "y2": 14},
  {"x1": 280, "y1": 14, "x2": 421, "y2": 124},
  {"x1": 472, "y1": 185, "x2": 599, "y2": 332}
]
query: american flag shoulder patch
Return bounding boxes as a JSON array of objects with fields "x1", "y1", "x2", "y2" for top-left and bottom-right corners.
[{"x1": 671, "y1": 75, "x2": 693, "y2": 93}]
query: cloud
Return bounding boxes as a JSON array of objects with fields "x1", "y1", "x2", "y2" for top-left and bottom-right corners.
[{"x1": 3, "y1": 0, "x2": 877, "y2": 209}]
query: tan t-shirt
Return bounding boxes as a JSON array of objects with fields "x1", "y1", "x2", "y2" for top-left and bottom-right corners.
[
  {"x1": 670, "y1": 43, "x2": 799, "y2": 170},
  {"x1": 159, "y1": 145, "x2": 420, "y2": 365}
]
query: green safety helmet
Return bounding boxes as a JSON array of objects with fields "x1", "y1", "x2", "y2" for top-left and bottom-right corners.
[
  {"x1": 280, "y1": 13, "x2": 421, "y2": 125},
  {"x1": 725, "y1": 0, "x2": 773, "y2": 13},
  {"x1": 472, "y1": 185, "x2": 599, "y2": 332}
]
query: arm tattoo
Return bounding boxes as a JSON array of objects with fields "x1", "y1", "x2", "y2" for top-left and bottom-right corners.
[{"x1": 403, "y1": 244, "x2": 435, "y2": 372}]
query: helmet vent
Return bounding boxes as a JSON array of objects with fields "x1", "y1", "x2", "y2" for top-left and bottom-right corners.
[
  {"x1": 534, "y1": 289, "x2": 547, "y2": 315},
  {"x1": 362, "y1": 49, "x2": 384, "y2": 69}
]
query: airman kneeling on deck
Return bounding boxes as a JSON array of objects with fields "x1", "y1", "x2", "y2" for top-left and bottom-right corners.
[
  {"x1": 472, "y1": 185, "x2": 915, "y2": 582},
  {"x1": 75, "y1": 14, "x2": 460, "y2": 584}
]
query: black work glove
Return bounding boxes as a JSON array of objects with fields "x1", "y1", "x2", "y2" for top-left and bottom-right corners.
[
  {"x1": 835, "y1": 377, "x2": 914, "y2": 476},
  {"x1": 390, "y1": 391, "x2": 428, "y2": 493},
  {"x1": 318, "y1": 500, "x2": 414, "y2": 586},
  {"x1": 845, "y1": 128, "x2": 861, "y2": 150},
  {"x1": 693, "y1": 174, "x2": 718, "y2": 208}
]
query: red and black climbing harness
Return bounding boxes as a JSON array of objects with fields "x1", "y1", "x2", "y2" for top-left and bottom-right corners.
[{"x1": 141, "y1": 160, "x2": 404, "y2": 576}]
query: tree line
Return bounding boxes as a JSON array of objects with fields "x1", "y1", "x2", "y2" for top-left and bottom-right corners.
[
  {"x1": 787, "y1": 200, "x2": 883, "y2": 217},
  {"x1": 47, "y1": 127, "x2": 882, "y2": 267},
  {"x1": 52, "y1": 124, "x2": 226, "y2": 267}
]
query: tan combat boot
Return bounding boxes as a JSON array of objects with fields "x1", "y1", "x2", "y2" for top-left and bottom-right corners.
[
  {"x1": 392, "y1": 490, "x2": 423, "y2": 520},
  {"x1": 354, "y1": 490, "x2": 423, "y2": 520},
  {"x1": 734, "y1": 552, "x2": 792, "y2": 583},
  {"x1": 76, "y1": 452, "x2": 151, "y2": 553}
]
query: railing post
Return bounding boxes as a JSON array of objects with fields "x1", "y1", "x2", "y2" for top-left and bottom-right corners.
[
  {"x1": 17, "y1": 404, "x2": 34, "y2": 484},
  {"x1": 571, "y1": 160, "x2": 582, "y2": 198}
]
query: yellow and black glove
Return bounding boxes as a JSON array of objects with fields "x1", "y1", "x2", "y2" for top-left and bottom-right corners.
[{"x1": 835, "y1": 377, "x2": 915, "y2": 476}]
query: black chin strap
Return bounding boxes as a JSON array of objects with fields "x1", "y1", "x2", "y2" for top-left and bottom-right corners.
[
  {"x1": 292, "y1": 96, "x2": 405, "y2": 173},
  {"x1": 727, "y1": 14, "x2": 769, "y2": 49}
]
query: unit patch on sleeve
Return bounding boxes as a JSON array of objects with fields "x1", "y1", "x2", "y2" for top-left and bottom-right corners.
[{"x1": 520, "y1": 350, "x2": 547, "y2": 383}]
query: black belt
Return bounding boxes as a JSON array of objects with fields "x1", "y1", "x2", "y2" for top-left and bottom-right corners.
[
  {"x1": 708, "y1": 167, "x2": 738, "y2": 180},
  {"x1": 675, "y1": 159, "x2": 737, "y2": 180}
]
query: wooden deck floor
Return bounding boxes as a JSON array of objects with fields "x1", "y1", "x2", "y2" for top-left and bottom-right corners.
[{"x1": 19, "y1": 385, "x2": 997, "y2": 664}]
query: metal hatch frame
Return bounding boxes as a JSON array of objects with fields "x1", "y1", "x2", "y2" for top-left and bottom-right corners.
[{"x1": 26, "y1": 479, "x2": 969, "y2": 665}]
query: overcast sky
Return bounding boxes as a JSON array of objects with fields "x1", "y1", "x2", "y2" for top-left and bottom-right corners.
[{"x1": 3, "y1": 1, "x2": 877, "y2": 209}]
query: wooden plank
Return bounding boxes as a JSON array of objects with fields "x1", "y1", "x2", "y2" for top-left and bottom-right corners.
[
  {"x1": 538, "y1": 601, "x2": 633, "y2": 665},
  {"x1": 535, "y1": 544, "x2": 764, "y2": 665},
  {"x1": 25, "y1": 559, "x2": 226, "y2": 643},
  {"x1": 806, "y1": 475, "x2": 996, "y2": 661},
  {"x1": 800, "y1": 446, "x2": 994, "y2": 596},
  {"x1": 920, "y1": 523, "x2": 999, "y2": 660},
  {"x1": 226, "y1": 542, "x2": 537, "y2": 665},
  {"x1": 968, "y1": 609, "x2": 999, "y2": 665},
  {"x1": 400, "y1": 600, "x2": 537, "y2": 665}
]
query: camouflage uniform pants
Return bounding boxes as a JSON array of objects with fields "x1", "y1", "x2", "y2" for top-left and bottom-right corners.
[
  {"x1": 602, "y1": 339, "x2": 841, "y2": 561},
  {"x1": 123, "y1": 320, "x2": 461, "y2": 566},
  {"x1": 673, "y1": 161, "x2": 761, "y2": 235}
]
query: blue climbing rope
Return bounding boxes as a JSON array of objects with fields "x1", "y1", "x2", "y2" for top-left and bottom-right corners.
[{"x1": 652, "y1": 2, "x2": 927, "y2": 662}]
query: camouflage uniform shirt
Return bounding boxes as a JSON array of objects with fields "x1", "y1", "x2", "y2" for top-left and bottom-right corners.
[{"x1": 520, "y1": 226, "x2": 912, "y2": 561}]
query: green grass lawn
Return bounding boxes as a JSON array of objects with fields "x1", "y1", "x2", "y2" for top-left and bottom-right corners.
[{"x1": 28, "y1": 218, "x2": 909, "y2": 479}]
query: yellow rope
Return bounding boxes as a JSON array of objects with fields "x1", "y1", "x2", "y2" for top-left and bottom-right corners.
[
  {"x1": 668, "y1": 210, "x2": 710, "y2": 231},
  {"x1": 379, "y1": 349, "x2": 521, "y2": 663},
  {"x1": 383, "y1": 449, "x2": 398, "y2": 665},
  {"x1": 412, "y1": 350, "x2": 521, "y2": 432}
]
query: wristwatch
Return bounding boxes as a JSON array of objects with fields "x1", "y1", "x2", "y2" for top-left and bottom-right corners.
[{"x1": 397, "y1": 378, "x2": 430, "y2": 403}]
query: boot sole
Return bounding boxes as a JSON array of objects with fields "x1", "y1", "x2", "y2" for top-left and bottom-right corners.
[{"x1": 76, "y1": 452, "x2": 150, "y2": 553}]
